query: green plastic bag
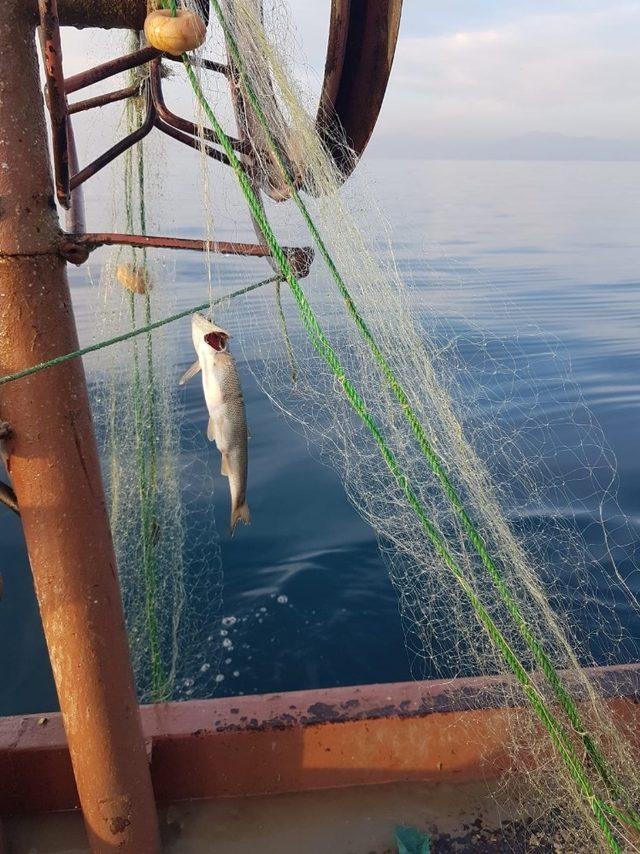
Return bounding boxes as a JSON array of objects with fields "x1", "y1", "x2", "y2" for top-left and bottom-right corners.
[{"x1": 395, "y1": 825, "x2": 431, "y2": 854}]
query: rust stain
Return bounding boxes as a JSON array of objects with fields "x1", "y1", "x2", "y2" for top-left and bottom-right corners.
[
  {"x1": 69, "y1": 411, "x2": 95, "y2": 498},
  {"x1": 109, "y1": 815, "x2": 131, "y2": 835},
  {"x1": 99, "y1": 793, "x2": 133, "y2": 839}
]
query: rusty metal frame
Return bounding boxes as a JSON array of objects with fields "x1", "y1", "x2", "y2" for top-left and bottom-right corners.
[
  {"x1": 39, "y1": 0, "x2": 70, "y2": 207},
  {"x1": 229, "y1": 0, "x2": 404, "y2": 200},
  {"x1": 41, "y1": 20, "x2": 240, "y2": 204},
  {"x1": 38, "y1": 0, "x2": 314, "y2": 273},
  {"x1": 2, "y1": 2, "x2": 162, "y2": 847},
  {"x1": 316, "y1": 0, "x2": 404, "y2": 180},
  {"x1": 39, "y1": 0, "x2": 403, "y2": 248},
  {"x1": 2, "y1": 1, "x2": 400, "y2": 848},
  {"x1": 64, "y1": 45, "x2": 159, "y2": 94},
  {"x1": 60, "y1": 232, "x2": 314, "y2": 277}
]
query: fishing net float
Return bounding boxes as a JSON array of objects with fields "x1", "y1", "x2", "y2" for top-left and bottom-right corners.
[
  {"x1": 2, "y1": 1, "x2": 640, "y2": 851},
  {"x1": 144, "y1": 7, "x2": 207, "y2": 54}
]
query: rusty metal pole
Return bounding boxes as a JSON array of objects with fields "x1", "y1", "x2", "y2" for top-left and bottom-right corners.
[{"x1": 0, "y1": 3, "x2": 159, "y2": 851}]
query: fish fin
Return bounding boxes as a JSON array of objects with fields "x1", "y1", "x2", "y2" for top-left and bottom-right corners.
[
  {"x1": 179, "y1": 359, "x2": 201, "y2": 386},
  {"x1": 207, "y1": 418, "x2": 216, "y2": 443},
  {"x1": 230, "y1": 502, "x2": 251, "y2": 536},
  {"x1": 220, "y1": 454, "x2": 230, "y2": 477},
  {"x1": 0, "y1": 481, "x2": 19, "y2": 516}
]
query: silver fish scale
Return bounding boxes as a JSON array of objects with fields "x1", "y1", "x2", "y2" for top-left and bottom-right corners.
[{"x1": 217, "y1": 354, "x2": 248, "y2": 437}]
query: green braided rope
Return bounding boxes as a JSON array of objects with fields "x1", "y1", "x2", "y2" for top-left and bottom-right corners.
[
  {"x1": 137, "y1": 85, "x2": 166, "y2": 700},
  {"x1": 124, "y1": 75, "x2": 166, "y2": 700},
  {"x1": 128, "y1": 288, "x2": 166, "y2": 699},
  {"x1": 208, "y1": 0, "x2": 640, "y2": 830},
  {"x1": 0, "y1": 276, "x2": 278, "y2": 388},
  {"x1": 174, "y1": 32, "x2": 622, "y2": 849}
]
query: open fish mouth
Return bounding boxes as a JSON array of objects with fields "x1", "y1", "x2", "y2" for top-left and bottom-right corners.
[{"x1": 204, "y1": 330, "x2": 228, "y2": 351}]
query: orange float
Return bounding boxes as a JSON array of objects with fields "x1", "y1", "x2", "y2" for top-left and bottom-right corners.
[{"x1": 144, "y1": 8, "x2": 206, "y2": 56}]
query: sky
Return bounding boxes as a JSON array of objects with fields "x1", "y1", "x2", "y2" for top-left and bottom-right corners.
[
  {"x1": 381, "y1": 1, "x2": 640, "y2": 152},
  {"x1": 59, "y1": 1, "x2": 640, "y2": 159},
  {"x1": 286, "y1": 0, "x2": 640, "y2": 156}
]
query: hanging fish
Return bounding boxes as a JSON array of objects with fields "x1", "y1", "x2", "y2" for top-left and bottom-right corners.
[{"x1": 180, "y1": 314, "x2": 251, "y2": 534}]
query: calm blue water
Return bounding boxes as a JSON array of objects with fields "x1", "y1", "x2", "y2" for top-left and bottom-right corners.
[{"x1": 2, "y1": 159, "x2": 640, "y2": 716}]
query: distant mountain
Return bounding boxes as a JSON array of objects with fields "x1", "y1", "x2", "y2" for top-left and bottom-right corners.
[
  {"x1": 490, "y1": 132, "x2": 640, "y2": 161},
  {"x1": 370, "y1": 131, "x2": 640, "y2": 161}
]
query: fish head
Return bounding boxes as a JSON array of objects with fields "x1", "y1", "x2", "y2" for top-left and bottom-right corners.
[{"x1": 191, "y1": 313, "x2": 231, "y2": 353}]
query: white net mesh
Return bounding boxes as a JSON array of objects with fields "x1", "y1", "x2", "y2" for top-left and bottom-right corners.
[
  {"x1": 84, "y1": 33, "x2": 225, "y2": 703},
  {"x1": 183, "y1": 1, "x2": 640, "y2": 847}
]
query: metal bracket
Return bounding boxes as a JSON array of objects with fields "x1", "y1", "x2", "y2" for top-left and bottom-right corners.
[
  {"x1": 38, "y1": 0, "x2": 312, "y2": 274},
  {"x1": 38, "y1": 0, "x2": 402, "y2": 271}
]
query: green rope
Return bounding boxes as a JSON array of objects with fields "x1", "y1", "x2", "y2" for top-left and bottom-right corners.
[
  {"x1": 137, "y1": 81, "x2": 165, "y2": 700},
  {"x1": 128, "y1": 286, "x2": 165, "y2": 699},
  {"x1": 0, "y1": 276, "x2": 278, "y2": 388},
  {"x1": 173, "y1": 25, "x2": 631, "y2": 840},
  {"x1": 206, "y1": 0, "x2": 640, "y2": 835},
  {"x1": 124, "y1": 73, "x2": 166, "y2": 700},
  {"x1": 173, "y1": 26, "x2": 622, "y2": 850}
]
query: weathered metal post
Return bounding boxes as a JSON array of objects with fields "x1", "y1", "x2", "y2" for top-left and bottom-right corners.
[{"x1": 0, "y1": 1, "x2": 159, "y2": 850}]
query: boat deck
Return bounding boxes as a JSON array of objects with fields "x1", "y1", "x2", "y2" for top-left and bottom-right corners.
[
  {"x1": 3, "y1": 666, "x2": 639, "y2": 853},
  {"x1": 4, "y1": 778, "x2": 554, "y2": 853}
]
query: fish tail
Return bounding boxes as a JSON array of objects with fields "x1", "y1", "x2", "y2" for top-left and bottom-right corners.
[{"x1": 230, "y1": 501, "x2": 251, "y2": 535}]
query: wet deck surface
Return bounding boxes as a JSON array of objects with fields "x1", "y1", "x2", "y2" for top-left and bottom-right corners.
[{"x1": 3, "y1": 779, "x2": 567, "y2": 853}]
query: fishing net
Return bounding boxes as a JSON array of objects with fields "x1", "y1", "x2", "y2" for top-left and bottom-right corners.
[
  {"x1": 187, "y1": 2, "x2": 640, "y2": 848},
  {"x1": 81, "y1": 32, "x2": 226, "y2": 704},
  {"x1": 48, "y1": 0, "x2": 640, "y2": 849}
]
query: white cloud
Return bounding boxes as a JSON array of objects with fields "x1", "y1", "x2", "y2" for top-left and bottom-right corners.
[
  {"x1": 56, "y1": 2, "x2": 640, "y2": 162},
  {"x1": 378, "y1": 4, "x2": 640, "y2": 144}
]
